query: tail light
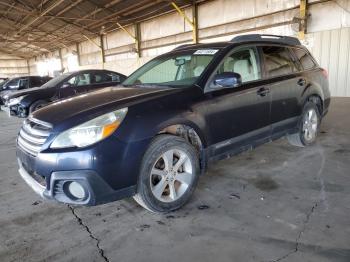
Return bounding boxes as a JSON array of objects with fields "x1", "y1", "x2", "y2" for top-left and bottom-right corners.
[{"x1": 321, "y1": 68, "x2": 328, "y2": 79}]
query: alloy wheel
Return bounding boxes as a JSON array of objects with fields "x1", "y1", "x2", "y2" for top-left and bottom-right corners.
[
  {"x1": 150, "y1": 149, "x2": 193, "y2": 203},
  {"x1": 302, "y1": 108, "x2": 318, "y2": 141}
]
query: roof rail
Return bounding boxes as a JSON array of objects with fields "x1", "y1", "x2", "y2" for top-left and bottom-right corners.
[
  {"x1": 230, "y1": 34, "x2": 301, "y2": 46},
  {"x1": 173, "y1": 44, "x2": 195, "y2": 51}
]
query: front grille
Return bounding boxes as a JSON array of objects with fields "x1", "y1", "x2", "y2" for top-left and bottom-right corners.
[{"x1": 18, "y1": 117, "x2": 52, "y2": 157}]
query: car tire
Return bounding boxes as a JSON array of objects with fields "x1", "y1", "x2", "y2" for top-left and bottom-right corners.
[
  {"x1": 133, "y1": 135, "x2": 200, "y2": 213},
  {"x1": 287, "y1": 101, "x2": 321, "y2": 147},
  {"x1": 29, "y1": 100, "x2": 47, "y2": 114}
]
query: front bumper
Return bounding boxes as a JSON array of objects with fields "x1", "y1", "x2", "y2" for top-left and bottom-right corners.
[
  {"x1": 18, "y1": 159, "x2": 136, "y2": 205},
  {"x1": 0, "y1": 104, "x2": 24, "y2": 117},
  {"x1": 9, "y1": 104, "x2": 27, "y2": 117},
  {"x1": 18, "y1": 159, "x2": 46, "y2": 197},
  {"x1": 16, "y1": 133, "x2": 150, "y2": 205}
]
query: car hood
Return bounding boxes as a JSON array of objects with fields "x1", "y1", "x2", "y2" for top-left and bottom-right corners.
[
  {"x1": 7, "y1": 86, "x2": 50, "y2": 99},
  {"x1": 33, "y1": 85, "x2": 180, "y2": 127}
]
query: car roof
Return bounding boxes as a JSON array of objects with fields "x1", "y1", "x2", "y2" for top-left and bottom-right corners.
[
  {"x1": 67, "y1": 69, "x2": 124, "y2": 75},
  {"x1": 7, "y1": 75, "x2": 44, "y2": 80},
  {"x1": 71, "y1": 69, "x2": 114, "y2": 73}
]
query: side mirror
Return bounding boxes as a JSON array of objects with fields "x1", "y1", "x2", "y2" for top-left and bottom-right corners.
[
  {"x1": 211, "y1": 72, "x2": 242, "y2": 89},
  {"x1": 61, "y1": 82, "x2": 71, "y2": 89}
]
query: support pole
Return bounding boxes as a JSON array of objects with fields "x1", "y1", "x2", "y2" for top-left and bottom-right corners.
[
  {"x1": 83, "y1": 34, "x2": 104, "y2": 67},
  {"x1": 58, "y1": 48, "x2": 64, "y2": 71},
  {"x1": 192, "y1": 1, "x2": 199, "y2": 44},
  {"x1": 299, "y1": 0, "x2": 307, "y2": 40},
  {"x1": 26, "y1": 59, "x2": 30, "y2": 75},
  {"x1": 76, "y1": 42, "x2": 81, "y2": 66},
  {"x1": 171, "y1": 2, "x2": 198, "y2": 43},
  {"x1": 116, "y1": 22, "x2": 141, "y2": 57},
  {"x1": 100, "y1": 34, "x2": 106, "y2": 67},
  {"x1": 135, "y1": 23, "x2": 141, "y2": 57}
]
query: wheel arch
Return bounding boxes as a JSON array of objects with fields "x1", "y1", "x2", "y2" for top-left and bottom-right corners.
[
  {"x1": 155, "y1": 120, "x2": 208, "y2": 174},
  {"x1": 306, "y1": 95, "x2": 323, "y2": 115},
  {"x1": 156, "y1": 122, "x2": 207, "y2": 151},
  {"x1": 301, "y1": 84, "x2": 324, "y2": 115}
]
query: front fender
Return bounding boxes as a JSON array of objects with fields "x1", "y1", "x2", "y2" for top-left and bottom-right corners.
[
  {"x1": 20, "y1": 90, "x2": 56, "y2": 108},
  {"x1": 19, "y1": 95, "x2": 35, "y2": 107},
  {"x1": 117, "y1": 104, "x2": 208, "y2": 146}
]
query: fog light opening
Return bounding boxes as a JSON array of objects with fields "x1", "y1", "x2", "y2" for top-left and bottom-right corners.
[{"x1": 65, "y1": 181, "x2": 86, "y2": 201}]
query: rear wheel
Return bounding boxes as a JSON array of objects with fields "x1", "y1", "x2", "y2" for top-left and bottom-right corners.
[
  {"x1": 287, "y1": 101, "x2": 321, "y2": 147},
  {"x1": 133, "y1": 135, "x2": 200, "y2": 213}
]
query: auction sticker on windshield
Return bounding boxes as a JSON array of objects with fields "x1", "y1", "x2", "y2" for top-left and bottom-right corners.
[{"x1": 194, "y1": 49, "x2": 218, "y2": 55}]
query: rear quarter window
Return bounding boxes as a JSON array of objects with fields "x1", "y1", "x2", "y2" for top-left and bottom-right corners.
[{"x1": 292, "y1": 48, "x2": 317, "y2": 71}]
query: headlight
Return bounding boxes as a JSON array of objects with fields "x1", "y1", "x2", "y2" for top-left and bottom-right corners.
[
  {"x1": 51, "y1": 108, "x2": 128, "y2": 149},
  {"x1": 8, "y1": 96, "x2": 25, "y2": 106}
]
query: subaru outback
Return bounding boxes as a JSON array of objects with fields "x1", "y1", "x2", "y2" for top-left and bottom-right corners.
[{"x1": 16, "y1": 35, "x2": 330, "y2": 213}]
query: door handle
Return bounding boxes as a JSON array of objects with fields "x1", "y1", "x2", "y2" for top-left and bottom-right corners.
[
  {"x1": 297, "y1": 78, "x2": 306, "y2": 86},
  {"x1": 257, "y1": 87, "x2": 270, "y2": 97}
]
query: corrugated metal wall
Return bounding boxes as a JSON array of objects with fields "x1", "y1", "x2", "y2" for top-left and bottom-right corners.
[
  {"x1": 308, "y1": 27, "x2": 350, "y2": 97},
  {"x1": 1, "y1": 0, "x2": 350, "y2": 97},
  {"x1": 0, "y1": 54, "x2": 29, "y2": 77}
]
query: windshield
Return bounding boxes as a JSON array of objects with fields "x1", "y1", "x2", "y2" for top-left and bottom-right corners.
[
  {"x1": 123, "y1": 50, "x2": 219, "y2": 87},
  {"x1": 41, "y1": 73, "x2": 70, "y2": 88}
]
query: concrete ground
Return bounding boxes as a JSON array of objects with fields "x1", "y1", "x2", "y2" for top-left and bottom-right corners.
[{"x1": 0, "y1": 98, "x2": 349, "y2": 262}]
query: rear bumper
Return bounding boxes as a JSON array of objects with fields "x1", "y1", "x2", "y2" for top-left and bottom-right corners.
[{"x1": 18, "y1": 159, "x2": 136, "y2": 205}]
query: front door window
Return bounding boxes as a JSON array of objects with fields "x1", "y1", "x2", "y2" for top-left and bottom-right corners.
[{"x1": 215, "y1": 47, "x2": 261, "y2": 84}]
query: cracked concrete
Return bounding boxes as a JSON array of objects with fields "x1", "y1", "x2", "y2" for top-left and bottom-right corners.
[
  {"x1": 68, "y1": 205, "x2": 110, "y2": 262},
  {"x1": 271, "y1": 144, "x2": 327, "y2": 262},
  {"x1": 1, "y1": 98, "x2": 350, "y2": 262},
  {"x1": 271, "y1": 202, "x2": 319, "y2": 262}
]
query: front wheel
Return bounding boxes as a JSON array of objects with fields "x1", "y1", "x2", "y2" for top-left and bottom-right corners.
[
  {"x1": 29, "y1": 100, "x2": 47, "y2": 114},
  {"x1": 133, "y1": 135, "x2": 200, "y2": 213},
  {"x1": 287, "y1": 101, "x2": 321, "y2": 147}
]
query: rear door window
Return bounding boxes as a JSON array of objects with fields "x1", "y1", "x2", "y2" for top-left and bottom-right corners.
[
  {"x1": 91, "y1": 73, "x2": 105, "y2": 84},
  {"x1": 262, "y1": 46, "x2": 297, "y2": 78},
  {"x1": 292, "y1": 48, "x2": 317, "y2": 70},
  {"x1": 109, "y1": 72, "x2": 124, "y2": 82},
  {"x1": 91, "y1": 72, "x2": 119, "y2": 84}
]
